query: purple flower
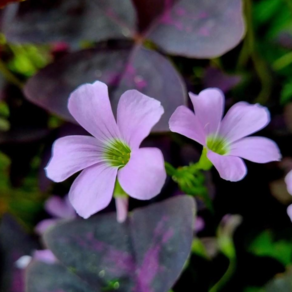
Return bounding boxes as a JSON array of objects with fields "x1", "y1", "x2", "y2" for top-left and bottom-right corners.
[
  {"x1": 287, "y1": 204, "x2": 292, "y2": 222},
  {"x1": 285, "y1": 170, "x2": 292, "y2": 196},
  {"x1": 35, "y1": 195, "x2": 76, "y2": 235},
  {"x1": 46, "y1": 81, "x2": 166, "y2": 218},
  {"x1": 169, "y1": 89, "x2": 281, "y2": 181}
]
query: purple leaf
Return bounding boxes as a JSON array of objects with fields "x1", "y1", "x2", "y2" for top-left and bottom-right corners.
[
  {"x1": 131, "y1": 0, "x2": 179, "y2": 32},
  {"x1": 203, "y1": 67, "x2": 242, "y2": 93},
  {"x1": 27, "y1": 196, "x2": 195, "y2": 292},
  {"x1": 24, "y1": 46, "x2": 186, "y2": 132},
  {"x1": 26, "y1": 261, "x2": 93, "y2": 292},
  {"x1": 2, "y1": 0, "x2": 136, "y2": 44},
  {"x1": 147, "y1": 0, "x2": 245, "y2": 58},
  {"x1": 0, "y1": 214, "x2": 39, "y2": 292}
]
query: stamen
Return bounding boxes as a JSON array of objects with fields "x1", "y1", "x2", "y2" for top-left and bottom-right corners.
[
  {"x1": 206, "y1": 135, "x2": 229, "y2": 155},
  {"x1": 103, "y1": 139, "x2": 131, "y2": 167}
]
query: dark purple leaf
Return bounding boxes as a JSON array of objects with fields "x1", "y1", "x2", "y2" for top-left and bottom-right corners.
[
  {"x1": 2, "y1": 0, "x2": 136, "y2": 44},
  {"x1": 147, "y1": 0, "x2": 245, "y2": 58},
  {"x1": 0, "y1": 214, "x2": 39, "y2": 292},
  {"x1": 29, "y1": 196, "x2": 195, "y2": 292},
  {"x1": 26, "y1": 261, "x2": 93, "y2": 292},
  {"x1": 203, "y1": 67, "x2": 241, "y2": 93},
  {"x1": 131, "y1": 0, "x2": 178, "y2": 32},
  {"x1": 24, "y1": 46, "x2": 186, "y2": 132}
]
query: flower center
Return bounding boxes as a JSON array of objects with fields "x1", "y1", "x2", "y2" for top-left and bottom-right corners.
[
  {"x1": 206, "y1": 135, "x2": 229, "y2": 155},
  {"x1": 104, "y1": 139, "x2": 131, "y2": 168}
]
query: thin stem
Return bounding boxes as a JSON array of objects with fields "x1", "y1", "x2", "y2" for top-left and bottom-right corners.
[
  {"x1": 237, "y1": 0, "x2": 272, "y2": 104},
  {"x1": 273, "y1": 51, "x2": 292, "y2": 71},
  {"x1": 209, "y1": 258, "x2": 236, "y2": 292},
  {"x1": 0, "y1": 59, "x2": 23, "y2": 88}
]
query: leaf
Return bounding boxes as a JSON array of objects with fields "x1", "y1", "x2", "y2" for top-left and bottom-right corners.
[
  {"x1": 203, "y1": 67, "x2": 242, "y2": 93},
  {"x1": 26, "y1": 261, "x2": 93, "y2": 292},
  {"x1": 249, "y1": 230, "x2": 292, "y2": 266},
  {"x1": 26, "y1": 196, "x2": 195, "y2": 292},
  {"x1": 0, "y1": 214, "x2": 39, "y2": 292},
  {"x1": 24, "y1": 46, "x2": 187, "y2": 132},
  {"x1": 2, "y1": 0, "x2": 136, "y2": 44},
  {"x1": 147, "y1": 0, "x2": 245, "y2": 58}
]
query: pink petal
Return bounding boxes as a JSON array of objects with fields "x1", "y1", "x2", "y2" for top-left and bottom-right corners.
[
  {"x1": 285, "y1": 170, "x2": 292, "y2": 196},
  {"x1": 45, "y1": 135, "x2": 102, "y2": 182},
  {"x1": 34, "y1": 219, "x2": 58, "y2": 235},
  {"x1": 207, "y1": 151, "x2": 247, "y2": 182},
  {"x1": 189, "y1": 88, "x2": 224, "y2": 136},
  {"x1": 287, "y1": 204, "x2": 292, "y2": 222},
  {"x1": 115, "y1": 196, "x2": 129, "y2": 223},
  {"x1": 117, "y1": 90, "x2": 164, "y2": 149},
  {"x1": 229, "y1": 136, "x2": 281, "y2": 163},
  {"x1": 45, "y1": 195, "x2": 76, "y2": 219},
  {"x1": 69, "y1": 163, "x2": 117, "y2": 218},
  {"x1": 169, "y1": 105, "x2": 205, "y2": 145},
  {"x1": 118, "y1": 148, "x2": 166, "y2": 200},
  {"x1": 33, "y1": 250, "x2": 57, "y2": 264},
  {"x1": 219, "y1": 102, "x2": 270, "y2": 143},
  {"x1": 68, "y1": 81, "x2": 120, "y2": 142}
]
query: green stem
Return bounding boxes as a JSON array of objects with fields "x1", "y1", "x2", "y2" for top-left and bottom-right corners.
[
  {"x1": 209, "y1": 258, "x2": 236, "y2": 292},
  {"x1": 237, "y1": 0, "x2": 272, "y2": 104},
  {"x1": 272, "y1": 51, "x2": 292, "y2": 71},
  {"x1": 0, "y1": 59, "x2": 23, "y2": 88}
]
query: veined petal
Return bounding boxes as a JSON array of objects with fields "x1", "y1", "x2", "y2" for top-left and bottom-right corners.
[
  {"x1": 69, "y1": 163, "x2": 117, "y2": 219},
  {"x1": 207, "y1": 151, "x2": 247, "y2": 182},
  {"x1": 68, "y1": 81, "x2": 120, "y2": 142},
  {"x1": 285, "y1": 170, "x2": 292, "y2": 196},
  {"x1": 229, "y1": 136, "x2": 281, "y2": 163},
  {"x1": 189, "y1": 88, "x2": 224, "y2": 136},
  {"x1": 169, "y1": 105, "x2": 205, "y2": 145},
  {"x1": 117, "y1": 90, "x2": 164, "y2": 149},
  {"x1": 45, "y1": 135, "x2": 102, "y2": 183},
  {"x1": 118, "y1": 148, "x2": 166, "y2": 200},
  {"x1": 219, "y1": 102, "x2": 270, "y2": 143}
]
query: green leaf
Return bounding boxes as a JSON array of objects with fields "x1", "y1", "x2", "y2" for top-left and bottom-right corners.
[{"x1": 249, "y1": 230, "x2": 292, "y2": 266}]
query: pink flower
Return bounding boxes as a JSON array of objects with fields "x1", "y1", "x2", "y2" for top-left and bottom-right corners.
[
  {"x1": 169, "y1": 89, "x2": 281, "y2": 181},
  {"x1": 35, "y1": 195, "x2": 76, "y2": 235},
  {"x1": 287, "y1": 204, "x2": 292, "y2": 222},
  {"x1": 285, "y1": 170, "x2": 292, "y2": 196},
  {"x1": 45, "y1": 81, "x2": 166, "y2": 218}
]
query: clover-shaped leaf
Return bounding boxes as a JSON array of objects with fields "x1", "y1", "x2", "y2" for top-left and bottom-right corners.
[
  {"x1": 26, "y1": 196, "x2": 195, "y2": 292},
  {"x1": 24, "y1": 46, "x2": 186, "y2": 132}
]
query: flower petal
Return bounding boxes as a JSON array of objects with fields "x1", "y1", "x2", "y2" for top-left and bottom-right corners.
[
  {"x1": 45, "y1": 195, "x2": 75, "y2": 219},
  {"x1": 34, "y1": 219, "x2": 58, "y2": 235},
  {"x1": 68, "y1": 81, "x2": 120, "y2": 142},
  {"x1": 287, "y1": 204, "x2": 292, "y2": 222},
  {"x1": 117, "y1": 90, "x2": 164, "y2": 148},
  {"x1": 229, "y1": 136, "x2": 281, "y2": 163},
  {"x1": 118, "y1": 148, "x2": 166, "y2": 200},
  {"x1": 219, "y1": 102, "x2": 270, "y2": 143},
  {"x1": 69, "y1": 163, "x2": 117, "y2": 219},
  {"x1": 169, "y1": 105, "x2": 205, "y2": 145},
  {"x1": 285, "y1": 170, "x2": 292, "y2": 196},
  {"x1": 189, "y1": 88, "x2": 224, "y2": 136},
  {"x1": 45, "y1": 135, "x2": 102, "y2": 183},
  {"x1": 207, "y1": 151, "x2": 247, "y2": 182}
]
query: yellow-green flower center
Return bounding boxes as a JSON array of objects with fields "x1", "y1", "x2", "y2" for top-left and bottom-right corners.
[
  {"x1": 104, "y1": 139, "x2": 131, "y2": 167},
  {"x1": 206, "y1": 135, "x2": 229, "y2": 155}
]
